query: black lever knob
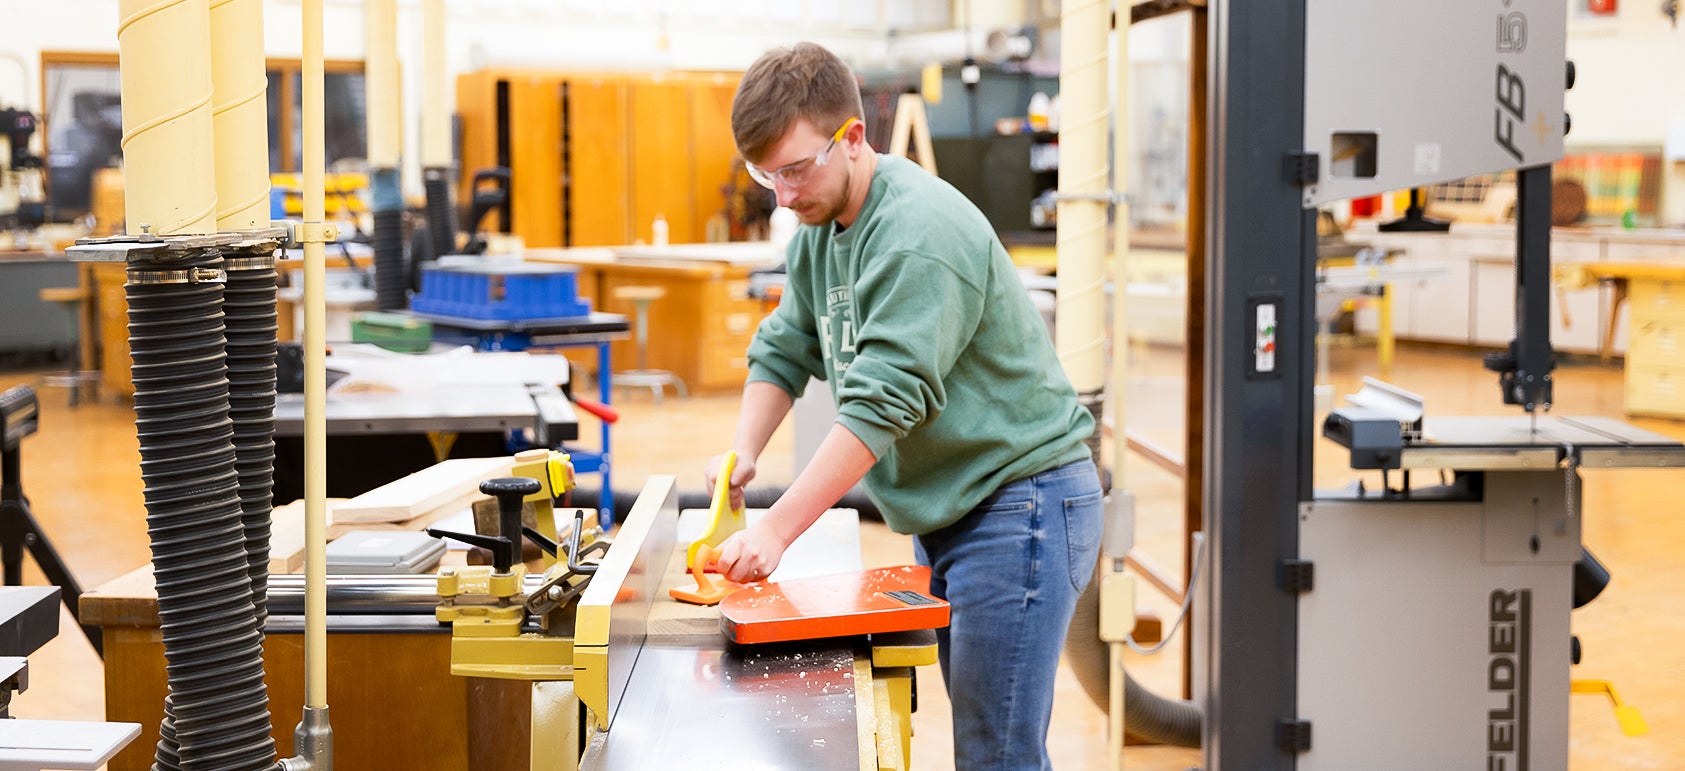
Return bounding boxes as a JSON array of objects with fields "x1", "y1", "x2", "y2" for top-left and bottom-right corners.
[
  {"x1": 481, "y1": 477, "x2": 543, "y2": 546},
  {"x1": 426, "y1": 528, "x2": 516, "y2": 573}
]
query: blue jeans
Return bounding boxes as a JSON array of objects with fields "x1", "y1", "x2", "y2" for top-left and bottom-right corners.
[{"x1": 914, "y1": 459, "x2": 1104, "y2": 771}]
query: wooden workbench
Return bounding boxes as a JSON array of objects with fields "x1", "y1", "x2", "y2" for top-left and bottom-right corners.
[
  {"x1": 1557, "y1": 261, "x2": 1685, "y2": 418},
  {"x1": 81, "y1": 564, "x2": 529, "y2": 771},
  {"x1": 525, "y1": 245, "x2": 779, "y2": 394}
]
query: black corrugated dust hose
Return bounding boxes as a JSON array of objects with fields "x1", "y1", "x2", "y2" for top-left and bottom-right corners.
[
  {"x1": 371, "y1": 166, "x2": 407, "y2": 311},
  {"x1": 128, "y1": 248, "x2": 275, "y2": 771},
  {"x1": 222, "y1": 250, "x2": 279, "y2": 629},
  {"x1": 1065, "y1": 560, "x2": 1203, "y2": 748},
  {"x1": 372, "y1": 209, "x2": 406, "y2": 310},
  {"x1": 1063, "y1": 398, "x2": 1202, "y2": 748},
  {"x1": 424, "y1": 166, "x2": 457, "y2": 261}
]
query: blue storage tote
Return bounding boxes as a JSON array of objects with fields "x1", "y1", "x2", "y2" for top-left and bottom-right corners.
[{"x1": 412, "y1": 262, "x2": 593, "y2": 321}]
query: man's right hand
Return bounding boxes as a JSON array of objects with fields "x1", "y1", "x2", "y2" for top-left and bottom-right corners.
[{"x1": 704, "y1": 452, "x2": 757, "y2": 511}]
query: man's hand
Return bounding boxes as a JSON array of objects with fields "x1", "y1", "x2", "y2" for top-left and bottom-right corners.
[
  {"x1": 715, "y1": 523, "x2": 787, "y2": 583},
  {"x1": 704, "y1": 452, "x2": 758, "y2": 511}
]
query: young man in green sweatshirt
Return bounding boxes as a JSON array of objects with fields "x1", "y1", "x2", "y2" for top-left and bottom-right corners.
[{"x1": 706, "y1": 42, "x2": 1103, "y2": 770}]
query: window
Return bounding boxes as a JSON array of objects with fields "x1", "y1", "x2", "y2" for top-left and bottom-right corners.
[
  {"x1": 265, "y1": 60, "x2": 367, "y2": 173},
  {"x1": 40, "y1": 52, "x2": 366, "y2": 224},
  {"x1": 40, "y1": 56, "x2": 123, "y2": 221}
]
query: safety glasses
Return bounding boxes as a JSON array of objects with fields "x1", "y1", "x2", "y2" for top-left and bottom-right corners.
[{"x1": 745, "y1": 117, "x2": 858, "y2": 190}]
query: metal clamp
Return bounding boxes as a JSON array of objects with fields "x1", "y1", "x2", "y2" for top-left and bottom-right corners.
[
  {"x1": 128, "y1": 267, "x2": 228, "y2": 286},
  {"x1": 224, "y1": 253, "x2": 278, "y2": 271},
  {"x1": 297, "y1": 221, "x2": 340, "y2": 244},
  {"x1": 1049, "y1": 190, "x2": 1129, "y2": 206}
]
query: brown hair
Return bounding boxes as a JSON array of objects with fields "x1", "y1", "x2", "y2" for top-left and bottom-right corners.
[{"x1": 731, "y1": 42, "x2": 864, "y2": 164}]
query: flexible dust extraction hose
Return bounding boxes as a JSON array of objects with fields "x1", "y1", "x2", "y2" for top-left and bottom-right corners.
[
  {"x1": 371, "y1": 170, "x2": 406, "y2": 310},
  {"x1": 1064, "y1": 561, "x2": 1201, "y2": 748},
  {"x1": 222, "y1": 252, "x2": 279, "y2": 629},
  {"x1": 423, "y1": 169, "x2": 456, "y2": 260},
  {"x1": 129, "y1": 250, "x2": 274, "y2": 771}
]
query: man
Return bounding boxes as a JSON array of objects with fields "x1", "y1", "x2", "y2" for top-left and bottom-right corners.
[{"x1": 707, "y1": 42, "x2": 1103, "y2": 770}]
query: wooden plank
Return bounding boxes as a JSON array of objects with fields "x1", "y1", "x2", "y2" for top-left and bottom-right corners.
[
  {"x1": 566, "y1": 77, "x2": 631, "y2": 247},
  {"x1": 267, "y1": 499, "x2": 312, "y2": 574},
  {"x1": 332, "y1": 456, "x2": 512, "y2": 524}
]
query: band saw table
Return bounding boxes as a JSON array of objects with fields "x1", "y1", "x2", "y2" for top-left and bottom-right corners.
[{"x1": 1307, "y1": 379, "x2": 1685, "y2": 769}]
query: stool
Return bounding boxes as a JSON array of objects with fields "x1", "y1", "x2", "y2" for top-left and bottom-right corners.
[
  {"x1": 611, "y1": 285, "x2": 687, "y2": 404},
  {"x1": 35, "y1": 287, "x2": 100, "y2": 407}
]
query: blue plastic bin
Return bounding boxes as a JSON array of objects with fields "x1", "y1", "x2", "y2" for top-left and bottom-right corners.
[{"x1": 412, "y1": 262, "x2": 592, "y2": 321}]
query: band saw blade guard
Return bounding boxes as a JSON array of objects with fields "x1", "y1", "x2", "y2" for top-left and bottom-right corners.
[
  {"x1": 719, "y1": 565, "x2": 950, "y2": 645},
  {"x1": 687, "y1": 450, "x2": 747, "y2": 571}
]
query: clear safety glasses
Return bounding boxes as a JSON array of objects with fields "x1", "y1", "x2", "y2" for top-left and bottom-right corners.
[{"x1": 745, "y1": 118, "x2": 858, "y2": 190}]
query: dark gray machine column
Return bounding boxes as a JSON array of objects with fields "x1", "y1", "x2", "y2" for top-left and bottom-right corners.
[
  {"x1": 1200, "y1": 0, "x2": 1313, "y2": 767},
  {"x1": 1486, "y1": 165, "x2": 1557, "y2": 412}
]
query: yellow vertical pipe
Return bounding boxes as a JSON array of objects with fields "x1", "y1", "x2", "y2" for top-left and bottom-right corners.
[
  {"x1": 1108, "y1": 14, "x2": 1135, "y2": 771},
  {"x1": 302, "y1": 0, "x2": 329, "y2": 711},
  {"x1": 1056, "y1": 0, "x2": 1109, "y2": 393},
  {"x1": 117, "y1": 0, "x2": 218, "y2": 235},
  {"x1": 210, "y1": 0, "x2": 271, "y2": 231},
  {"x1": 1110, "y1": 6, "x2": 1131, "y2": 491},
  {"x1": 365, "y1": 0, "x2": 400, "y2": 168},
  {"x1": 421, "y1": 0, "x2": 449, "y2": 168}
]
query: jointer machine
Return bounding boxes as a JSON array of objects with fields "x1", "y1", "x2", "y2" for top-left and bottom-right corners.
[{"x1": 417, "y1": 451, "x2": 943, "y2": 771}]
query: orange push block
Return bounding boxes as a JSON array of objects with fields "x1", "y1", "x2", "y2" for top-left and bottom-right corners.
[{"x1": 719, "y1": 565, "x2": 950, "y2": 645}]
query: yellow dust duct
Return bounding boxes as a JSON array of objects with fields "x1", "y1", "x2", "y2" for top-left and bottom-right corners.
[
  {"x1": 1110, "y1": 4, "x2": 1132, "y2": 490},
  {"x1": 210, "y1": 0, "x2": 270, "y2": 231},
  {"x1": 421, "y1": 0, "x2": 449, "y2": 168},
  {"x1": 118, "y1": 0, "x2": 218, "y2": 235},
  {"x1": 365, "y1": 0, "x2": 400, "y2": 169},
  {"x1": 1056, "y1": 0, "x2": 1110, "y2": 394}
]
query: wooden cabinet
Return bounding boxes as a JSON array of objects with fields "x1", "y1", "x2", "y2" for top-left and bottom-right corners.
[
  {"x1": 594, "y1": 262, "x2": 763, "y2": 394},
  {"x1": 567, "y1": 78, "x2": 632, "y2": 247},
  {"x1": 1407, "y1": 257, "x2": 1473, "y2": 344},
  {"x1": 1626, "y1": 276, "x2": 1685, "y2": 418},
  {"x1": 89, "y1": 263, "x2": 134, "y2": 398},
  {"x1": 1350, "y1": 224, "x2": 1685, "y2": 356},
  {"x1": 526, "y1": 248, "x2": 775, "y2": 395},
  {"x1": 456, "y1": 70, "x2": 741, "y2": 250}
]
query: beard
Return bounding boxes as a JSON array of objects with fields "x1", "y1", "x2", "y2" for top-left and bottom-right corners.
[{"x1": 788, "y1": 164, "x2": 852, "y2": 226}]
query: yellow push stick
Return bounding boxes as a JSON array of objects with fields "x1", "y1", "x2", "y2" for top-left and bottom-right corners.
[
  {"x1": 687, "y1": 450, "x2": 747, "y2": 569},
  {"x1": 1571, "y1": 679, "x2": 1649, "y2": 737}
]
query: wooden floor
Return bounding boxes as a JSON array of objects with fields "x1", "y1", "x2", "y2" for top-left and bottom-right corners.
[{"x1": 3, "y1": 337, "x2": 1682, "y2": 769}]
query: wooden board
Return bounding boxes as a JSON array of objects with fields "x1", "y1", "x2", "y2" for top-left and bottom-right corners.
[
  {"x1": 267, "y1": 499, "x2": 330, "y2": 574},
  {"x1": 332, "y1": 456, "x2": 511, "y2": 524},
  {"x1": 268, "y1": 495, "x2": 490, "y2": 575}
]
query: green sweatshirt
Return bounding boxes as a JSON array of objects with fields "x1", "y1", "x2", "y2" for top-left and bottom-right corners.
[{"x1": 746, "y1": 154, "x2": 1095, "y2": 535}]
